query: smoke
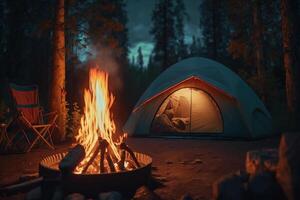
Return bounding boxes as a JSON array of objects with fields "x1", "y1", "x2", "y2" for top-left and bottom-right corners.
[{"x1": 86, "y1": 45, "x2": 123, "y2": 92}]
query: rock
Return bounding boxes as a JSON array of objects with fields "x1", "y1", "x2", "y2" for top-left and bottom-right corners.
[
  {"x1": 235, "y1": 170, "x2": 249, "y2": 183},
  {"x1": 41, "y1": 178, "x2": 60, "y2": 199},
  {"x1": 51, "y1": 186, "x2": 63, "y2": 200},
  {"x1": 133, "y1": 186, "x2": 161, "y2": 200},
  {"x1": 276, "y1": 132, "x2": 300, "y2": 200},
  {"x1": 65, "y1": 193, "x2": 85, "y2": 200},
  {"x1": 248, "y1": 171, "x2": 286, "y2": 200},
  {"x1": 179, "y1": 194, "x2": 193, "y2": 200},
  {"x1": 98, "y1": 191, "x2": 122, "y2": 200},
  {"x1": 212, "y1": 172, "x2": 246, "y2": 200},
  {"x1": 25, "y1": 187, "x2": 42, "y2": 200},
  {"x1": 245, "y1": 148, "x2": 278, "y2": 175}
]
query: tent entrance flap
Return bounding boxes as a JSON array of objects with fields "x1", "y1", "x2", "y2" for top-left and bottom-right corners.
[{"x1": 151, "y1": 88, "x2": 223, "y2": 134}]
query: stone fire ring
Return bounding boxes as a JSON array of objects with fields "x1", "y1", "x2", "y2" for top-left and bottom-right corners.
[{"x1": 39, "y1": 151, "x2": 152, "y2": 197}]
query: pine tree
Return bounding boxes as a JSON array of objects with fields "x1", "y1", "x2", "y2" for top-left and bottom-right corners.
[
  {"x1": 137, "y1": 46, "x2": 144, "y2": 68},
  {"x1": 131, "y1": 55, "x2": 135, "y2": 66},
  {"x1": 226, "y1": 0, "x2": 286, "y2": 104},
  {"x1": 150, "y1": 0, "x2": 177, "y2": 71},
  {"x1": 290, "y1": 0, "x2": 300, "y2": 116},
  {"x1": 87, "y1": 0, "x2": 128, "y2": 61},
  {"x1": 109, "y1": 0, "x2": 129, "y2": 63},
  {"x1": 253, "y1": 0, "x2": 266, "y2": 101},
  {"x1": 200, "y1": 0, "x2": 223, "y2": 59},
  {"x1": 174, "y1": 0, "x2": 188, "y2": 60},
  {"x1": 50, "y1": 0, "x2": 67, "y2": 142},
  {"x1": 280, "y1": 0, "x2": 297, "y2": 114},
  {"x1": 0, "y1": 1, "x2": 5, "y2": 71},
  {"x1": 189, "y1": 36, "x2": 199, "y2": 56},
  {"x1": 5, "y1": 0, "x2": 29, "y2": 79},
  {"x1": 0, "y1": 0, "x2": 8, "y2": 83},
  {"x1": 147, "y1": 52, "x2": 153, "y2": 68},
  {"x1": 226, "y1": 0, "x2": 253, "y2": 69}
]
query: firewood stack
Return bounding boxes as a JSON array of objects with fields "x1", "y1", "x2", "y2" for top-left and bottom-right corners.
[{"x1": 59, "y1": 138, "x2": 141, "y2": 175}]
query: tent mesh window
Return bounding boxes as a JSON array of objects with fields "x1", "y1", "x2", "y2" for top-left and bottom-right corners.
[{"x1": 151, "y1": 88, "x2": 223, "y2": 134}]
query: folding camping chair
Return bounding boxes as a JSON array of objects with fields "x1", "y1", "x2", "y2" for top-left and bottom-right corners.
[{"x1": 9, "y1": 83, "x2": 57, "y2": 152}]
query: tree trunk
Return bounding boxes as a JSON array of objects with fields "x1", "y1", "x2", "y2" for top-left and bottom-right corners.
[
  {"x1": 50, "y1": 0, "x2": 66, "y2": 142},
  {"x1": 280, "y1": 0, "x2": 297, "y2": 114},
  {"x1": 253, "y1": 0, "x2": 266, "y2": 101}
]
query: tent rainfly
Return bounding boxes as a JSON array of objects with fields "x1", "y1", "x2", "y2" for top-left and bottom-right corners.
[{"x1": 124, "y1": 57, "x2": 273, "y2": 139}]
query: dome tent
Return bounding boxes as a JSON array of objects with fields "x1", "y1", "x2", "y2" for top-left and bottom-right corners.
[{"x1": 124, "y1": 57, "x2": 272, "y2": 139}]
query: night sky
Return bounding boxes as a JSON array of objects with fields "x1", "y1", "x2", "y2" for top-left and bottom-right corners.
[{"x1": 126, "y1": 0, "x2": 201, "y2": 66}]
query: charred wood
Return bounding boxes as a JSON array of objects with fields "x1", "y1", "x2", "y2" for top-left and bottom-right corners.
[
  {"x1": 120, "y1": 143, "x2": 140, "y2": 168},
  {"x1": 99, "y1": 139, "x2": 109, "y2": 173},
  {"x1": 59, "y1": 144, "x2": 85, "y2": 174},
  {"x1": 82, "y1": 144, "x2": 100, "y2": 174},
  {"x1": 118, "y1": 150, "x2": 126, "y2": 170},
  {"x1": 106, "y1": 153, "x2": 116, "y2": 173}
]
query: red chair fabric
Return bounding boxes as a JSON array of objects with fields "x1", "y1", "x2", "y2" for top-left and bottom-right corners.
[{"x1": 10, "y1": 84, "x2": 40, "y2": 124}]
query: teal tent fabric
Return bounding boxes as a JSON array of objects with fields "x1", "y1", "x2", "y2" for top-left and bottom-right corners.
[{"x1": 124, "y1": 57, "x2": 273, "y2": 139}]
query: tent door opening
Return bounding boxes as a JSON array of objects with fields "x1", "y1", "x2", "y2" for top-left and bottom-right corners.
[{"x1": 151, "y1": 88, "x2": 223, "y2": 134}]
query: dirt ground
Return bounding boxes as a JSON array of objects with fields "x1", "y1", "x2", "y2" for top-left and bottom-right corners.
[{"x1": 0, "y1": 137, "x2": 280, "y2": 200}]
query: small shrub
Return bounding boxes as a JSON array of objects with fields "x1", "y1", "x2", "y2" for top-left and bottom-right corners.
[{"x1": 66, "y1": 102, "x2": 81, "y2": 140}]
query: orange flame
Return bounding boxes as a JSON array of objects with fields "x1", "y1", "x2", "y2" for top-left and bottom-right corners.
[{"x1": 75, "y1": 67, "x2": 120, "y2": 173}]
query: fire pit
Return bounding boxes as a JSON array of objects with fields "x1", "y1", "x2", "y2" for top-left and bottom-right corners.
[
  {"x1": 39, "y1": 150, "x2": 152, "y2": 197},
  {"x1": 38, "y1": 68, "x2": 152, "y2": 198}
]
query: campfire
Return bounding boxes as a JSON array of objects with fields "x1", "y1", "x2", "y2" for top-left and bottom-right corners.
[
  {"x1": 38, "y1": 67, "x2": 152, "y2": 197},
  {"x1": 72, "y1": 68, "x2": 139, "y2": 174}
]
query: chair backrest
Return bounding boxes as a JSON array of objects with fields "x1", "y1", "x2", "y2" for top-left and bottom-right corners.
[{"x1": 10, "y1": 83, "x2": 41, "y2": 125}]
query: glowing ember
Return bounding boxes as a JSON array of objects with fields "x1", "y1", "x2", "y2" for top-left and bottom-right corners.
[{"x1": 75, "y1": 67, "x2": 121, "y2": 173}]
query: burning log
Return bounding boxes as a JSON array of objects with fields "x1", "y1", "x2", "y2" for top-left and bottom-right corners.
[
  {"x1": 59, "y1": 144, "x2": 85, "y2": 174},
  {"x1": 81, "y1": 141, "x2": 101, "y2": 174},
  {"x1": 120, "y1": 143, "x2": 141, "y2": 168},
  {"x1": 118, "y1": 150, "x2": 126, "y2": 171},
  {"x1": 106, "y1": 153, "x2": 116, "y2": 173},
  {"x1": 99, "y1": 139, "x2": 116, "y2": 173},
  {"x1": 106, "y1": 143, "x2": 118, "y2": 164},
  {"x1": 99, "y1": 139, "x2": 109, "y2": 173}
]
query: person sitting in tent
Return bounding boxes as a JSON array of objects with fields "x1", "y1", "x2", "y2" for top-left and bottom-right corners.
[{"x1": 152, "y1": 96, "x2": 189, "y2": 133}]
